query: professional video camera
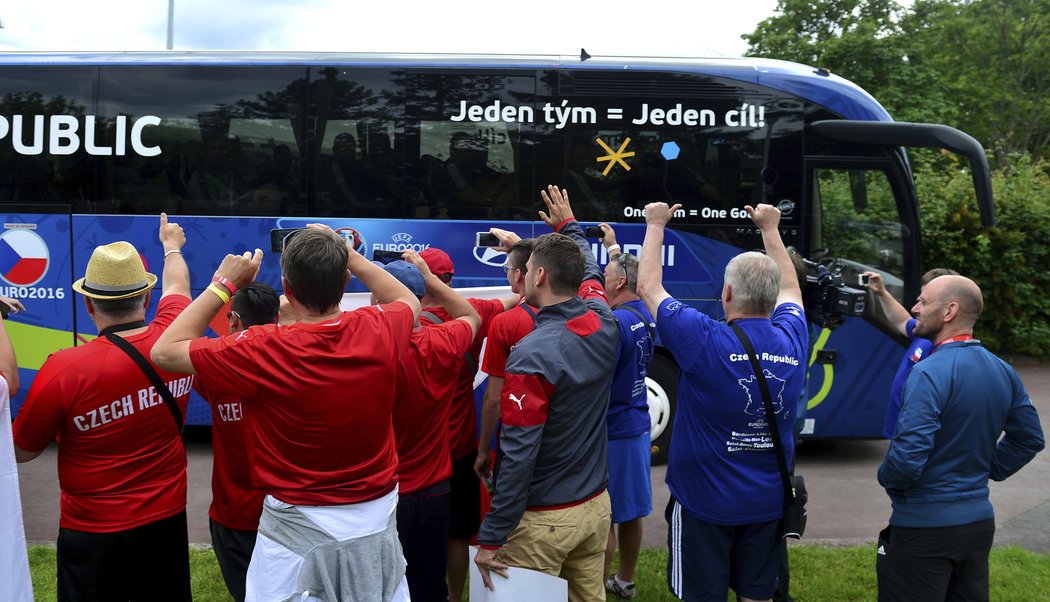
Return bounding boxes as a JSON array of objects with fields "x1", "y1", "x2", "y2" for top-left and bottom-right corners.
[{"x1": 801, "y1": 259, "x2": 866, "y2": 329}]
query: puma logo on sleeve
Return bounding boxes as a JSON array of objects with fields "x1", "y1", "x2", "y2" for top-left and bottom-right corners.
[{"x1": 509, "y1": 393, "x2": 525, "y2": 410}]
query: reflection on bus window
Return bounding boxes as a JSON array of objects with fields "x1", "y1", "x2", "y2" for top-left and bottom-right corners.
[
  {"x1": 420, "y1": 128, "x2": 516, "y2": 219},
  {"x1": 0, "y1": 67, "x2": 97, "y2": 210},
  {"x1": 315, "y1": 120, "x2": 400, "y2": 218},
  {"x1": 406, "y1": 72, "x2": 532, "y2": 221},
  {"x1": 816, "y1": 168, "x2": 906, "y2": 299}
]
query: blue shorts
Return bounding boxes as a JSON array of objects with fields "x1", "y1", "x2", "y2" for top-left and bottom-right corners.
[
  {"x1": 666, "y1": 497, "x2": 780, "y2": 601},
  {"x1": 607, "y1": 431, "x2": 653, "y2": 523}
]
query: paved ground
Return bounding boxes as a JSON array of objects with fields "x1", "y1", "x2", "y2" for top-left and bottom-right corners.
[{"x1": 16, "y1": 365, "x2": 1050, "y2": 553}]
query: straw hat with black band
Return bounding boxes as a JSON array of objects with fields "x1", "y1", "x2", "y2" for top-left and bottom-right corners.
[{"x1": 72, "y1": 241, "x2": 158, "y2": 300}]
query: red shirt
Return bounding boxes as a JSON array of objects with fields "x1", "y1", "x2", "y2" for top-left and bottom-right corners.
[
  {"x1": 422, "y1": 298, "x2": 506, "y2": 459},
  {"x1": 481, "y1": 302, "x2": 537, "y2": 378},
  {"x1": 13, "y1": 295, "x2": 194, "y2": 532},
  {"x1": 394, "y1": 320, "x2": 474, "y2": 493},
  {"x1": 194, "y1": 382, "x2": 265, "y2": 531},
  {"x1": 188, "y1": 302, "x2": 413, "y2": 506}
]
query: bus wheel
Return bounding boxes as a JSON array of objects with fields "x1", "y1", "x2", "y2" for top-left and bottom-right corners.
[{"x1": 648, "y1": 352, "x2": 679, "y2": 466}]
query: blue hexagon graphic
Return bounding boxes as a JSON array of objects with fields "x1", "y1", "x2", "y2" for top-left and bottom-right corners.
[{"x1": 661, "y1": 141, "x2": 681, "y2": 161}]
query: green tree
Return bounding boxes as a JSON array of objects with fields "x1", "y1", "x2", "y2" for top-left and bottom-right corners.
[
  {"x1": 903, "y1": 0, "x2": 1050, "y2": 163},
  {"x1": 743, "y1": 0, "x2": 958, "y2": 124},
  {"x1": 915, "y1": 155, "x2": 1050, "y2": 356}
]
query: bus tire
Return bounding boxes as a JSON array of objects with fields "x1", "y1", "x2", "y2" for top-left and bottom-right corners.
[{"x1": 647, "y1": 351, "x2": 679, "y2": 466}]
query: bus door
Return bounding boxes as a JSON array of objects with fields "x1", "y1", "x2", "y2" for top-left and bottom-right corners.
[
  {"x1": 0, "y1": 204, "x2": 76, "y2": 417},
  {"x1": 799, "y1": 157, "x2": 919, "y2": 439},
  {"x1": 801, "y1": 121, "x2": 994, "y2": 439}
]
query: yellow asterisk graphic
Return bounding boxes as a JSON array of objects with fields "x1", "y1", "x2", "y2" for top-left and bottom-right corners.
[{"x1": 595, "y1": 137, "x2": 635, "y2": 176}]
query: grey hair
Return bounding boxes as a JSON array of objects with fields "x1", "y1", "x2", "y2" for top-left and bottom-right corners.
[{"x1": 724, "y1": 251, "x2": 780, "y2": 315}]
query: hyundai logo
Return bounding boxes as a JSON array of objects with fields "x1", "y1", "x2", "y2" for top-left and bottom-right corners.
[{"x1": 473, "y1": 246, "x2": 507, "y2": 267}]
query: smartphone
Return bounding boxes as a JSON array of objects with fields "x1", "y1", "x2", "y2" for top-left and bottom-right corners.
[
  {"x1": 372, "y1": 249, "x2": 404, "y2": 264},
  {"x1": 270, "y1": 228, "x2": 304, "y2": 253},
  {"x1": 584, "y1": 225, "x2": 604, "y2": 238},
  {"x1": 857, "y1": 273, "x2": 871, "y2": 286},
  {"x1": 476, "y1": 232, "x2": 500, "y2": 247}
]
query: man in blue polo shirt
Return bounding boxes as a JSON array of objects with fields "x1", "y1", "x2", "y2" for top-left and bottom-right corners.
[
  {"x1": 863, "y1": 268, "x2": 957, "y2": 438},
  {"x1": 637, "y1": 201, "x2": 807, "y2": 602}
]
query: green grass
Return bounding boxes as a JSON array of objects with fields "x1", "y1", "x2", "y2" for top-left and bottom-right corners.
[{"x1": 26, "y1": 544, "x2": 1050, "y2": 601}]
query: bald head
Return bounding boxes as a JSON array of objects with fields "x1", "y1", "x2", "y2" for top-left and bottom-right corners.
[
  {"x1": 935, "y1": 275, "x2": 984, "y2": 325},
  {"x1": 913, "y1": 275, "x2": 983, "y2": 341}
]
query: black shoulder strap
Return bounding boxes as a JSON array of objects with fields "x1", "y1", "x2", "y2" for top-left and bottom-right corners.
[
  {"x1": 421, "y1": 310, "x2": 477, "y2": 376},
  {"x1": 520, "y1": 303, "x2": 537, "y2": 324},
  {"x1": 104, "y1": 332, "x2": 184, "y2": 433},
  {"x1": 612, "y1": 302, "x2": 655, "y2": 343},
  {"x1": 728, "y1": 323, "x2": 795, "y2": 505}
]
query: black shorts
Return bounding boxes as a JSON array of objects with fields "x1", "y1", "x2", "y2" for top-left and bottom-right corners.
[
  {"x1": 57, "y1": 509, "x2": 190, "y2": 602},
  {"x1": 209, "y1": 518, "x2": 258, "y2": 602},
  {"x1": 448, "y1": 452, "x2": 482, "y2": 539},
  {"x1": 876, "y1": 519, "x2": 995, "y2": 602},
  {"x1": 397, "y1": 479, "x2": 452, "y2": 602},
  {"x1": 666, "y1": 497, "x2": 780, "y2": 601}
]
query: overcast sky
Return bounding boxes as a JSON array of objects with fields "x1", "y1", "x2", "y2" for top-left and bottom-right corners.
[{"x1": 0, "y1": 0, "x2": 780, "y2": 57}]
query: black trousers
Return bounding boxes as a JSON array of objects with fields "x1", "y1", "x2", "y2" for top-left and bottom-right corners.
[
  {"x1": 397, "y1": 479, "x2": 452, "y2": 602},
  {"x1": 209, "y1": 518, "x2": 258, "y2": 602},
  {"x1": 876, "y1": 518, "x2": 995, "y2": 602},
  {"x1": 57, "y1": 510, "x2": 191, "y2": 602}
]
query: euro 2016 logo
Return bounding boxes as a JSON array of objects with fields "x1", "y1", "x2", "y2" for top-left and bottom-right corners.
[{"x1": 335, "y1": 227, "x2": 367, "y2": 256}]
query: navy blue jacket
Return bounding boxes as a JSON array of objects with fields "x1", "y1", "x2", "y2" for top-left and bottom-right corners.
[{"x1": 878, "y1": 339, "x2": 1044, "y2": 527}]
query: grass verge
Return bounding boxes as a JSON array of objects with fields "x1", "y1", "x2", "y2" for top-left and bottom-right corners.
[{"x1": 26, "y1": 543, "x2": 1050, "y2": 601}]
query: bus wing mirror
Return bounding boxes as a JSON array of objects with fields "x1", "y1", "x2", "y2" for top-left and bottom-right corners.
[{"x1": 809, "y1": 120, "x2": 996, "y2": 227}]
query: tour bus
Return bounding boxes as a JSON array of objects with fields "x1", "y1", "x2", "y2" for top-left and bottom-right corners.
[{"x1": 0, "y1": 52, "x2": 993, "y2": 462}]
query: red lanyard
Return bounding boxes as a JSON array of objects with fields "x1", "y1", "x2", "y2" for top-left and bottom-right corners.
[{"x1": 934, "y1": 334, "x2": 974, "y2": 350}]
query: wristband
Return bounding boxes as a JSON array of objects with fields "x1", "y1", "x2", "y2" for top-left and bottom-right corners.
[
  {"x1": 164, "y1": 249, "x2": 182, "y2": 258},
  {"x1": 606, "y1": 243, "x2": 621, "y2": 254},
  {"x1": 211, "y1": 275, "x2": 237, "y2": 296},
  {"x1": 206, "y1": 283, "x2": 231, "y2": 305}
]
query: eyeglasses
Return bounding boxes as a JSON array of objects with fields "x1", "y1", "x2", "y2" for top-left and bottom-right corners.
[
  {"x1": 226, "y1": 310, "x2": 241, "y2": 321},
  {"x1": 503, "y1": 263, "x2": 517, "y2": 274}
]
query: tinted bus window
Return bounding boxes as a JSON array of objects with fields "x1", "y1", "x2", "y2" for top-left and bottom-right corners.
[
  {"x1": 537, "y1": 71, "x2": 805, "y2": 250},
  {"x1": 0, "y1": 66, "x2": 99, "y2": 210},
  {"x1": 815, "y1": 167, "x2": 909, "y2": 297},
  {"x1": 309, "y1": 67, "x2": 403, "y2": 218},
  {"x1": 99, "y1": 65, "x2": 309, "y2": 216},
  {"x1": 405, "y1": 71, "x2": 534, "y2": 220}
]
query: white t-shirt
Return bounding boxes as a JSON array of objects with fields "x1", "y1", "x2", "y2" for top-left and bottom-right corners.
[{"x1": 1, "y1": 376, "x2": 33, "y2": 602}]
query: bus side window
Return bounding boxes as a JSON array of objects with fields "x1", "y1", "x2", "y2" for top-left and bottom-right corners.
[{"x1": 814, "y1": 167, "x2": 907, "y2": 299}]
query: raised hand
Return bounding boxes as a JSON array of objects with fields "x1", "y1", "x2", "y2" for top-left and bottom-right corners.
[
  {"x1": 214, "y1": 249, "x2": 263, "y2": 290},
  {"x1": 643, "y1": 202, "x2": 682, "y2": 227},
  {"x1": 538, "y1": 184, "x2": 575, "y2": 229},
  {"x1": 158, "y1": 213, "x2": 185, "y2": 252}
]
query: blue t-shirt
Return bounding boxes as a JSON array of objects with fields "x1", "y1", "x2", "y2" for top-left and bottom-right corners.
[
  {"x1": 607, "y1": 299, "x2": 655, "y2": 439},
  {"x1": 882, "y1": 318, "x2": 933, "y2": 438},
  {"x1": 659, "y1": 298, "x2": 808, "y2": 525}
]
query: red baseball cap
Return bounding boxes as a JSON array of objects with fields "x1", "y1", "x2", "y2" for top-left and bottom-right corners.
[{"x1": 420, "y1": 248, "x2": 454, "y2": 278}]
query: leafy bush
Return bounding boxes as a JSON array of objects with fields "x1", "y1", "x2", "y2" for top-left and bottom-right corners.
[{"x1": 915, "y1": 154, "x2": 1050, "y2": 357}]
